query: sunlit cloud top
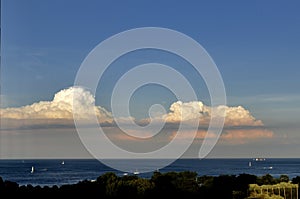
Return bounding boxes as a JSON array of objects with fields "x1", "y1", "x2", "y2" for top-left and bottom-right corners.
[
  {"x1": 0, "y1": 87, "x2": 112, "y2": 122},
  {"x1": 163, "y1": 101, "x2": 263, "y2": 127}
]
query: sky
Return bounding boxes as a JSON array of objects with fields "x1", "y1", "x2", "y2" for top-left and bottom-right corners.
[{"x1": 1, "y1": 0, "x2": 300, "y2": 159}]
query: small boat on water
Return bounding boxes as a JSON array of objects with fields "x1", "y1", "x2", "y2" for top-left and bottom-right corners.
[
  {"x1": 249, "y1": 161, "x2": 252, "y2": 167},
  {"x1": 263, "y1": 166, "x2": 273, "y2": 170},
  {"x1": 31, "y1": 166, "x2": 34, "y2": 173},
  {"x1": 133, "y1": 170, "x2": 140, "y2": 175},
  {"x1": 61, "y1": 161, "x2": 65, "y2": 165}
]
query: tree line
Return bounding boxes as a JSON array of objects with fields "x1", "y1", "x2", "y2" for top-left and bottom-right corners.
[{"x1": 1, "y1": 171, "x2": 300, "y2": 198}]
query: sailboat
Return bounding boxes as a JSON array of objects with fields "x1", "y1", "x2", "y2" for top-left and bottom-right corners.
[
  {"x1": 31, "y1": 166, "x2": 34, "y2": 173},
  {"x1": 249, "y1": 161, "x2": 252, "y2": 167},
  {"x1": 61, "y1": 161, "x2": 65, "y2": 165},
  {"x1": 133, "y1": 169, "x2": 140, "y2": 175}
]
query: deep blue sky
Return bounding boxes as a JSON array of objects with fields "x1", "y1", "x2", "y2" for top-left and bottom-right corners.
[
  {"x1": 3, "y1": 1, "x2": 300, "y2": 95},
  {"x1": 1, "y1": 0, "x2": 300, "y2": 158},
  {"x1": 3, "y1": 1, "x2": 300, "y2": 119}
]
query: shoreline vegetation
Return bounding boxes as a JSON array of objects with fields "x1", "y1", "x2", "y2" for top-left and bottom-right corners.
[{"x1": 0, "y1": 172, "x2": 299, "y2": 198}]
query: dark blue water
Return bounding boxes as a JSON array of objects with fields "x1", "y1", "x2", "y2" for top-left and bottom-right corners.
[{"x1": 0, "y1": 158, "x2": 300, "y2": 186}]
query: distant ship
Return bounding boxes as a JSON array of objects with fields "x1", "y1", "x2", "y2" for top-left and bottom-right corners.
[
  {"x1": 61, "y1": 161, "x2": 65, "y2": 165},
  {"x1": 249, "y1": 161, "x2": 252, "y2": 167},
  {"x1": 254, "y1": 158, "x2": 266, "y2": 161},
  {"x1": 31, "y1": 166, "x2": 34, "y2": 173},
  {"x1": 133, "y1": 170, "x2": 140, "y2": 175}
]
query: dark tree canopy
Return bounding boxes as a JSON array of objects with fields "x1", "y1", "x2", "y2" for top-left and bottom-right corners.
[{"x1": 0, "y1": 172, "x2": 298, "y2": 199}]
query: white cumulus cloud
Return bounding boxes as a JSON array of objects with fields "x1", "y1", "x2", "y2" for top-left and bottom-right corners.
[
  {"x1": 163, "y1": 101, "x2": 263, "y2": 127},
  {"x1": 0, "y1": 87, "x2": 112, "y2": 123}
]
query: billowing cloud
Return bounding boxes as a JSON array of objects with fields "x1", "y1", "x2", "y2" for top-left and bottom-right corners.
[
  {"x1": 159, "y1": 101, "x2": 270, "y2": 144},
  {"x1": 1, "y1": 87, "x2": 272, "y2": 144},
  {"x1": 163, "y1": 101, "x2": 263, "y2": 127},
  {"x1": 0, "y1": 87, "x2": 112, "y2": 124},
  {"x1": 0, "y1": 88, "x2": 263, "y2": 128},
  {"x1": 163, "y1": 101, "x2": 210, "y2": 123}
]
